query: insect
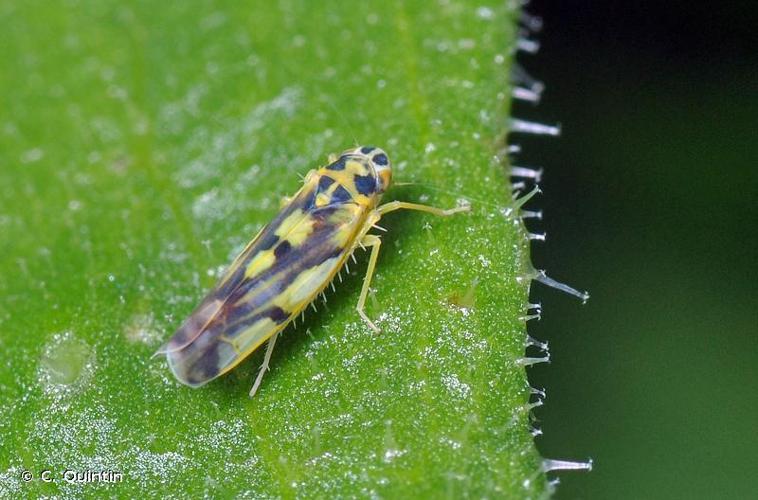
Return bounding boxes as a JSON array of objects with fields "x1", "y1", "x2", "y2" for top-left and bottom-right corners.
[{"x1": 157, "y1": 146, "x2": 469, "y2": 396}]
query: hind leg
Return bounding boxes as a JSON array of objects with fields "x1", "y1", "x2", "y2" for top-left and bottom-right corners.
[{"x1": 249, "y1": 331, "x2": 280, "y2": 397}]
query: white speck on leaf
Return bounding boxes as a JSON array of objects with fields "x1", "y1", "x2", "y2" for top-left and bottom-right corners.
[
  {"x1": 441, "y1": 373, "x2": 472, "y2": 399},
  {"x1": 383, "y1": 448, "x2": 407, "y2": 463},
  {"x1": 476, "y1": 6, "x2": 495, "y2": 20},
  {"x1": 21, "y1": 148, "x2": 44, "y2": 163}
]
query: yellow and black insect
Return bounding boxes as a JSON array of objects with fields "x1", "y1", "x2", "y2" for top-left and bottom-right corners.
[{"x1": 158, "y1": 146, "x2": 469, "y2": 396}]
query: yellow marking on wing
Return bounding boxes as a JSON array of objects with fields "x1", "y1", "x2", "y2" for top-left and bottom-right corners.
[
  {"x1": 315, "y1": 193, "x2": 331, "y2": 207},
  {"x1": 276, "y1": 257, "x2": 341, "y2": 310},
  {"x1": 275, "y1": 210, "x2": 306, "y2": 238},
  {"x1": 332, "y1": 225, "x2": 354, "y2": 248},
  {"x1": 216, "y1": 317, "x2": 280, "y2": 374},
  {"x1": 284, "y1": 215, "x2": 316, "y2": 246},
  {"x1": 244, "y1": 249, "x2": 276, "y2": 279},
  {"x1": 324, "y1": 170, "x2": 356, "y2": 189},
  {"x1": 349, "y1": 194, "x2": 372, "y2": 207},
  {"x1": 330, "y1": 204, "x2": 364, "y2": 247}
]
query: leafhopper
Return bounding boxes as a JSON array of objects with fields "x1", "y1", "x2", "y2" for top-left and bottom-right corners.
[{"x1": 158, "y1": 146, "x2": 468, "y2": 396}]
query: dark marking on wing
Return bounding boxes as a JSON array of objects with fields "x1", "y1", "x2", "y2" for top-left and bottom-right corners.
[
  {"x1": 330, "y1": 185, "x2": 353, "y2": 204},
  {"x1": 225, "y1": 305, "x2": 292, "y2": 337},
  {"x1": 318, "y1": 175, "x2": 335, "y2": 192},
  {"x1": 226, "y1": 280, "x2": 285, "y2": 319},
  {"x1": 266, "y1": 306, "x2": 290, "y2": 324},
  {"x1": 327, "y1": 157, "x2": 346, "y2": 170},
  {"x1": 186, "y1": 342, "x2": 220, "y2": 385},
  {"x1": 274, "y1": 240, "x2": 291, "y2": 259}
]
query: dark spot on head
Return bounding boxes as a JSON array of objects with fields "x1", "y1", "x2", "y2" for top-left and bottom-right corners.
[
  {"x1": 327, "y1": 157, "x2": 346, "y2": 170},
  {"x1": 354, "y1": 173, "x2": 376, "y2": 195},
  {"x1": 266, "y1": 306, "x2": 290, "y2": 324},
  {"x1": 331, "y1": 185, "x2": 353, "y2": 204},
  {"x1": 360, "y1": 146, "x2": 375, "y2": 154},
  {"x1": 373, "y1": 153, "x2": 388, "y2": 166},
  {"x1": 318, "y1": 175, "x2": 335, "y2": 192},
  {"x1": 274, "y1": 240, "x2": 291, "y2": 259}
]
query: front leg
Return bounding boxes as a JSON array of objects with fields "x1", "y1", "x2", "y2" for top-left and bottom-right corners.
[
  {"x1": 377, "y1": 200, "x2": 470, "y2": 217},
  {"x1": 355, "y1": 200, "x2": 469, "y2": 332}
]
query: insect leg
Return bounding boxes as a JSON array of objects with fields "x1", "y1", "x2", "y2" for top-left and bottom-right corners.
[
  {"x1": 376, "y1": 200, "x2": 470, "y2": 217},
  {"x1": 249, "y1": 330, "x2": 280, "y2": 398},
  {"x1": 356, "y1": 234, "x2": 382, "y2": 333}
]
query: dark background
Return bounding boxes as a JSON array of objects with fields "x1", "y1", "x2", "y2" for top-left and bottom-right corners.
[{"x1": 515, "y1": 1, "x2": 758, "y2": 498}]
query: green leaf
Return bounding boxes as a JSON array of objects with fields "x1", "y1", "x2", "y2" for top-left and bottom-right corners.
[{"x1": 0, "y1": 0, "x2": 547, "y2": 497}]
